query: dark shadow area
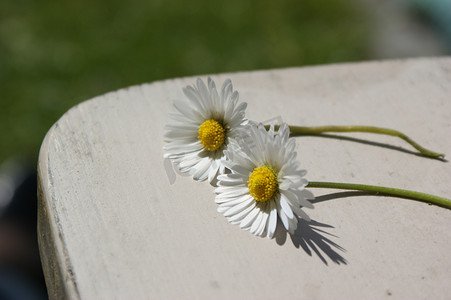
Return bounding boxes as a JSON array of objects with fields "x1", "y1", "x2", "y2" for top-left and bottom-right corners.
[
  {"x1": 294, "y1": 133, "x2": 447, "y2": 162},
  {"x1": 274, "y1": 218, "x2": 347, "y2": 265},
  {"x1": 0, "y1": 160, "x2": 47, "y2": 300},
  {"x1": 311, "y1": 189, "x2": 450, "y2": 209},
  {"x1": 311, "y1": 191, "x2": 377, "y2": 204}
]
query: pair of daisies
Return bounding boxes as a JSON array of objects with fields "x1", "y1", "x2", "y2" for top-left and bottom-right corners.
[{"x1": 164, "y1": 78, "x2": 313, "y2": 238}]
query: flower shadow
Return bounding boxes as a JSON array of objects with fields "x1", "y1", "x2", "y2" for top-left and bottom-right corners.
[
  {"x1": 297, "y1": 133, "x2": 447, "y2": 162},
  {"x1": 311, "y1": 191, "x2": 376, "y2": 204},
  {"x1": 274, "y1": 218, "x2": 348, "y2": 265}
]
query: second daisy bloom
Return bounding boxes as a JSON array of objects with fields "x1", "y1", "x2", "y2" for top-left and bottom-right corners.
[{"x1": 215, "y1": 123, "x2": 314, "y2": 238}]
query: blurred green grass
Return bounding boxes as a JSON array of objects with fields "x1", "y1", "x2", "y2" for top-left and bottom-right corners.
[{"x1": 0, "y1": 0, "x2": 369, "y2": 163}]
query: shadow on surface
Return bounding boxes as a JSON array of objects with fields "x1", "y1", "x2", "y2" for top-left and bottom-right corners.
[
  {"x1": 274, "y1": 218, "x2": 347, "y2": 265},
  {"x1": 296, "y1": 133, "x2": 447, "y2": 162},
  {"x1": 0, "y1": 160, "x2": 47, "y2": 300},
  {"x1": 311, "y1": 191, "x2": 377, "y2": 204}
]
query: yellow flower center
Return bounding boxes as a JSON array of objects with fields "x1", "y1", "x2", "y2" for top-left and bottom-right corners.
[
  {"x1": 198, "y1": 119, "x2": 225, "y2": 151},
  {"x1": 248, "y1": 166, "x2": 278, "y2": 202}
]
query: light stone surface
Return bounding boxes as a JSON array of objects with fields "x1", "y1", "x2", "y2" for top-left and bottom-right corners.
[{"x1": 38, "y1": 57, "x2": 451, "y2": 299}]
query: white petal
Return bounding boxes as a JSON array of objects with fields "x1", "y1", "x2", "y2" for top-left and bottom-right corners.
[
  {"x1": 215, "y1": 187, "x2": 249, "y2": 198},
  {"x1": 177, "y1": 153, "x2": 202, "y2": 169},
  {"x1": 229, "y1": 164, "x2": 252, "y2": 176},
  {"x1": 192, "y1": 158, "x2": 212, "y2": 181},
  {"x1": 282, "y1": 189, "x2": 314, "y2": 209},
  {"x1": 221, "y1": 79, "x2": 233, "y2": 102},
  {"x1": 164, "y1": 142, "x2": 203, "y2": 156},
  {"x1": 279, "y1": 194, "x2": 295, "y2": 220},
  {"x1": 217, "y1": 194, "x2": 252, "y2": 207},
  {"x1": 277, "y1": 200, "x2": 290, "y2": 231},
  {"x1": 173, "y1": 98, "x2": 199, "y2": 120},
  {"x1": 167, "y1": 111, "x2": 199, "y2": 124},
  {"x1": 228, "y1": 202, "x2": 256, "y2": 223},
  {"x1": 250, "y1": 210, "x2": 264, "y2": 234},
  {"x1": 164, "y1": 130, "x2": 198, "y2": 140},
  {"x1": 208, "y1": 165, "x2": 219, "y2": 182},
  {"x1": 217, "y1": 176, "x2": 246, "y2": 186},
  {"x1": 240, "y1": 207, "x2": 260, "y2": 229},
  {"x1": 267, "y1": 201, "x2": 277, "y2": 238},
  {"x1": 223, "y1": 197, "x2": 254, "y2": 217},
  {"x1": 256, "y1": 209, "x2": 269, "y2": 236}
]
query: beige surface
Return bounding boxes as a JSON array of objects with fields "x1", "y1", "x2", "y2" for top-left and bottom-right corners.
[{"x1": 38, "y1": 57, "x2": 451, "y2": 299}]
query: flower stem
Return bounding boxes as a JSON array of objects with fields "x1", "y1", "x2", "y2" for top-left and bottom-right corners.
[
  {"x1": 288, "y1": 125, "x2": 444, "y2": 159},
  {"x1": 307, "y1": 181, "x2": 451, "y2": 209}
]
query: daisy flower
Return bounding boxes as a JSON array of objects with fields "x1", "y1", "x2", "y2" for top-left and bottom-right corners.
[
  {"x1": 164, "y1": 78, "x2": 247, "y2": 182},
  {"x1": 215, "y1": 123, "x2": 314, "y2": 238}
]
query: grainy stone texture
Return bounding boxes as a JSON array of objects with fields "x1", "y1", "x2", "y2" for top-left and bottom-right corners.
[{"x1": 38, "y1": 57, "x2": 451, "y2": 299}]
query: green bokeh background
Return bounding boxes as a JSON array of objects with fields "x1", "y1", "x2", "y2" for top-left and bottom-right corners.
[{"x1": 0, "y1": 0, "x2": 369, "y2": 163}]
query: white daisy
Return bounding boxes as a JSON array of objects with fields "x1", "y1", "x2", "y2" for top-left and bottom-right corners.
[
  {"x1": 215, "y1": 123, "x2": 314, "y2": 238},
  {"x1": 164, "y1": 77, "x2": 247, "y2": 182}
]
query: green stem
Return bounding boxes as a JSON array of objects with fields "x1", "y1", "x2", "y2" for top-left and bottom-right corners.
[
  {"x1": 287, "y1": 125, "x2": 444, "y2": 159},
  {"x1": 307, "y1": 181, "x2": 451, "y2": 209}
]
